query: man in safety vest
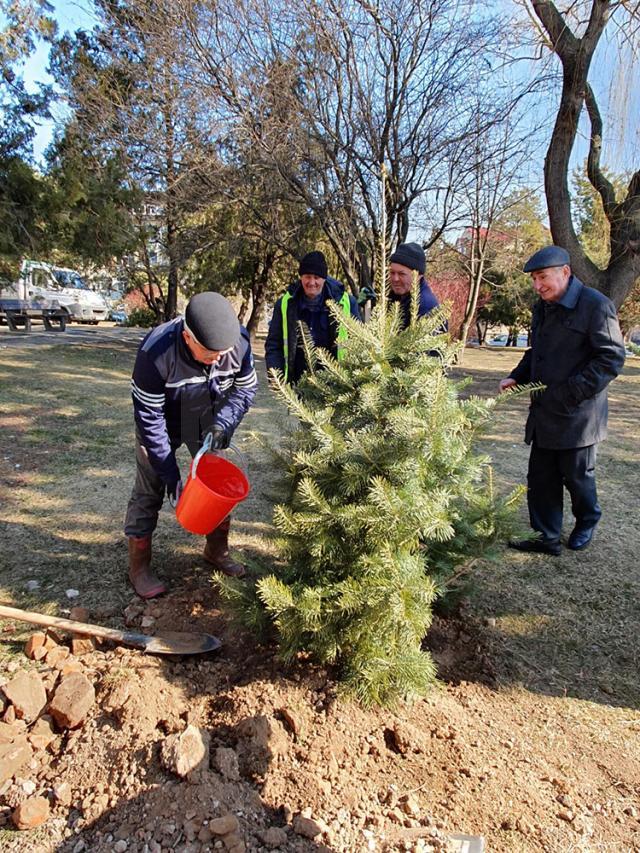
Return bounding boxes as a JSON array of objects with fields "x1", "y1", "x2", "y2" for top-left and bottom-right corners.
[{"x1": 265, "y1": 251, "x2": 360, "y2": 384}]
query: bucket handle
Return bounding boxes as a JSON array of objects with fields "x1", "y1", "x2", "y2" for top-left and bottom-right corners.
[
  {"x1": 191, "y1": 434, "x2": 248, "y2": 481},
  {"x1": 191, "y1": 432, "x2": 213, "y2": 480}
]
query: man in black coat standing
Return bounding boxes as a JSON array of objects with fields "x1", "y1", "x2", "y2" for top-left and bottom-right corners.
[{"x1": 499, "y1": 246, "x2": 625, "y2": 555}]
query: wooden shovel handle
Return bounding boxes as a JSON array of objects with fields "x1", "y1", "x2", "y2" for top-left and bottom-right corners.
[{"x1": 0, "y1": 603, "x2": 140, "y2": 647}]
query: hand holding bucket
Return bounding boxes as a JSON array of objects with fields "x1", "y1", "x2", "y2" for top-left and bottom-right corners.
[{"x1": 175, "y1": 432, "x2": 250, "y2": 535}]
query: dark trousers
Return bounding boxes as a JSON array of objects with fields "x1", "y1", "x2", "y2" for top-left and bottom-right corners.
[
  {"x1": 124, "y1": 430, "x2": 198, "y2": 539},
  {"x1": 527, "y1": 443, "x2": 601, "y2": 542}
]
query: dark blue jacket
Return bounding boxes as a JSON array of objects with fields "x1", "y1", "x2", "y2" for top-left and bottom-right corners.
[
  {"x1": 389, "y1": 277, "x2": 440, "y2": 329},
  {"x1": 131, "y1": 318, "x2": 257, "y2": 490},
  {"x1": 265, "y1": 277, "x2": 360, "y2": 383},
  {"x1": 509, "y1": 275, "x2": 625, "y2": 449}
]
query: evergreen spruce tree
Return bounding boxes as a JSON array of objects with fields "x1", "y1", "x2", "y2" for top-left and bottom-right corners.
[{"x1": 217, "y1": 281, "x2": 529, "y2": 707}]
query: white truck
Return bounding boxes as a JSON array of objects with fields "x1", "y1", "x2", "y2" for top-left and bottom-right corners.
[{"x1": 0, "y1": 260, "x2": 109, "y2": 324}]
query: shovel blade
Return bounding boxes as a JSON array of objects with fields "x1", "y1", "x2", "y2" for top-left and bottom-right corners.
[{"x1": 139, "y1": 631, "x2": 222, "y2": 656}]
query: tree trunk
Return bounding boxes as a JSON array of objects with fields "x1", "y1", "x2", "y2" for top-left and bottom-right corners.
[{"x1": 532, "y1": 0, "x2": 640, "y2": 308}]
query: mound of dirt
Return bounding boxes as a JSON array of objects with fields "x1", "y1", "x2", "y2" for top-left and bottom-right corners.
[{"x1": 1, "y1": 580, "x2": 639, "y2": 853}]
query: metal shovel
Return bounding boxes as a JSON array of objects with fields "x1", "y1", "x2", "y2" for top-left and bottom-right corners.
[{"x1": 0, "y1": 603, "x2": 221, "y2": 656}]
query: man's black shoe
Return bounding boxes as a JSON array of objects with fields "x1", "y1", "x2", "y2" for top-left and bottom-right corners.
[
  {"x1": 508, "y1": 538, "x2": 561, "y2": 556},
  {"x1": 567, "y1": 525, "x2": 597, "y2": 550}
]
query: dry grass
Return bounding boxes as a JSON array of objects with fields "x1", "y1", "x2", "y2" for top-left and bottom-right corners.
[{"x1": 0, "y1": 337, "x2": 638, "y2": 716}]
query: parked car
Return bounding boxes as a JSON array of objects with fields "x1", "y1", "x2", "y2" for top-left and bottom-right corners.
[
  {"x1": 109, "y1": 307, "x2": 128, "y2": 325},
  {"x1": 488, "y1": 334, "x2": 529, "y2": 348}
]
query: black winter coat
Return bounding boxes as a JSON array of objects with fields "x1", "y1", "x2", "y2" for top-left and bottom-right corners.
[{"x1": 509, "y1": 275, "x2": 625, "y2": 449}]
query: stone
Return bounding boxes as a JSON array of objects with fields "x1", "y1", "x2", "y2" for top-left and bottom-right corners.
[
  {"x1": 2, "y1": 671, "x2": 47, "y2": 722},
  {"x1": 65, "y1": 589, "x2": 80, "y2": 599},
  {"x1": 237, "y1": 715, "x2": 289, "y2": 767},
  {"x1": 209, "y1": 814, "x2": 239, "y2": 836},
  {"x1": 28, "y1": 716, "x2": 56, "y2": 751},
  {"x1": 390, "y1": 719, "x2": 428, "y2": 755},
  {"x1": 113, "y1": 841, "x2": 128, "y2": 852},
  {"x1": 0, "y1": 720, "x2": 26, "y2": 743},
  {"x1": 71, "y1": 638, "x2": 95, "y2": 656},
  {"x1": 45, "y1": 646, "x2": 70, "y2": 667},
  {"x1": 53, "y1": 781, "x2": 72, "y2": 806},
  {"x1": 12, "y1": 795, "x2": 50, "y2": 830},
  {"x1": 69, "y1": 607, "x2": 90, "y2": 622},
  {"x1": 259, "y1": 826, "x2": 288, "y2": 848},
  {"x1": 140, "y1": 616, "x2": 155, "y2": 629},
  {"x1": 278, "y1": 706, "x2": 302, "y2": 738},
  {"x1": 25, "y1": 580, "x2": 40, "y2": 592},
  {"x1": 48, "y1": 673, "x2": 95, "y2": 729},
  {"x1": 3, "y1": 704, "x2": 16, "y2": 723},
  {"x1": 61, "y1": 661, "x2": 84, "y2": 678},
  {"x1": 160, "y1": 725, "x2": 210, "y2": 778},
  {"x1": 214, "y1": 747, "x2": 240, "y2": 781},
  {"x1": 293, "y1": 815, "x2": 323, "y2": 839},
  {"x1": 24, "y1": 633, "x2": 47, "y2": 660},
  {"x1": 0, "y1": 738, "x2": 33, "y2": 784},
  {"x1": 222, "y1": 832, "x2": 244, "y2": 850}
]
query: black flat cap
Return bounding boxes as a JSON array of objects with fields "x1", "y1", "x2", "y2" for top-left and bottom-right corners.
[
  {"x1": 389, "y1": 242, "x2": 426, "y2": 275},
  {"x1": 523, "y1": 246, "x2": 571, "y2": 273},
  {"x1": 184, "y1": 292, "x2": 240, "y2": 351}
]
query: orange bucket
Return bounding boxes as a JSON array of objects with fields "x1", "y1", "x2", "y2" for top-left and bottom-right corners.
[{"x1": 176, "y1": 434, "x2": 250, "y2": 535}]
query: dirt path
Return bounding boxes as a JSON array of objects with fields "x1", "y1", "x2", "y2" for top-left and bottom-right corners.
[{"x1": 0, "y1": 336, "x2": 638, "y2": 852}]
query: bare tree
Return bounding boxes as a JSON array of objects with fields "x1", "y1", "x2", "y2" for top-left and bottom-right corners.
[
  {"x1": 524, "y1": 0, "x2": 640, "y2": 307},
  {"x1": 177, "y1": 0, "x2": 517, "y2": 292}
]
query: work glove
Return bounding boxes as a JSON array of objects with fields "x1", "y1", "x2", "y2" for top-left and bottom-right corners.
[
  {"x1": 210, "y1": 427, "x2": 230, "y2": 450},
  {"x1": 168, "y1": 478, "x2": 183, "y2": 508}
]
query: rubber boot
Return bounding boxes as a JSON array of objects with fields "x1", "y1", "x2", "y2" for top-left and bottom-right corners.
[
  {"x1": 203, "y1": 518, "x2": 246, "y2": 578},
  {"x1": 128, "y1": 536, "x2": 167, "y2": 599}
]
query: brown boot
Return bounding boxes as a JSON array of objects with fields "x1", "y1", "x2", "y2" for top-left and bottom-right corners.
[
  {"x1": 203, "y1": 518, "x2": 246, "y2": 578},
  {"x1": 128, "y1": 536, "x2": 167, "y2": 599}
]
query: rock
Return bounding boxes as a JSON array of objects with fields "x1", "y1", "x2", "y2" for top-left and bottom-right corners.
[
  {"x1": 222, "y1": 832, "x2": 244, "y2": 851},
  {"x1": 140, "y1": 616, "x2": 155, "y2": 629},
  {"x1": 45, "y1": 646, "x2": 70, "y2": 667},
  {"x1": 293, "y1": 815, "x2": 323, "y2": 839},
  {"x1": 48, "y1": 673, "x2": 95, "y2": 729},
  {"x1": 24, "y1": 633, "x2": 47, "y2": 660},
  {"x1": 12, "y1": 795, "x2": 50, "y2": 830},
  {"x1": 214, "y1": 747, "x2": 240, "y2": 781},
  {"x1": 28, "y1": 716, "x2": 55, "y2": 751},
  {"x1": 65, "y1": 589, "x2": 80, "y2": 599},
  {"x1": 61, "y1": 660, "x2": 84, "y2": 678},
  {"x1": 123, "y1": 604, "x2": 144, "y2": 626},
  {"x1": 209, "y1": 814, "x2": 240, "y2": 836},
  {"x1": 0, "y1": 720, "x2": 26, "y2": 743},
  {"x1": 53, "y1": 781, "x2": 72, "y2": 806},
  {"x1": 3, "y1": 704, "x2": 16, "y2": 723},
  {"x1": 558, "y1": 809, "x2": 575, "y2": 822},
  {"x1": 390, "y1": 720, "x2": 428, "y2": 755},
  {"x1": 259, "y1": 826, "x2": 288, "y2": 848},
  {"x1": 278, "y1": 706, "x2": 302, "y2": 738},
  {"x1": 0, "y1": 738, "x2": 33, "y2": 784},
  {"x1": 2, "y1": 671, "x2": 47, "y2": 722},
  {"x1": 70, "y1": 638, "x2": 95, "y2": 656},
  {"x1": 160, "y1": 725, "x2": 210, "y2": 778},
  {"x1": 237, "y1": 715, "x2": 289, "y2": 771},
  {"x1": 401, "y1": 795, "x2": 421, "y2": 818},
  {"x1": 69, "y1": 607, "x2": 89, "y2": 622},
  {"x1": 113, "y1": 841, "x2": 128, "y2": 852},
  {"x1": 25, "y1": 580, "x2": 40, "y2": 592}
]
